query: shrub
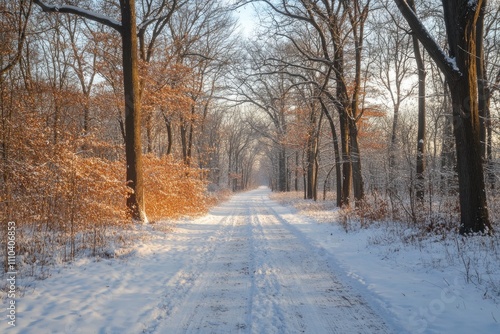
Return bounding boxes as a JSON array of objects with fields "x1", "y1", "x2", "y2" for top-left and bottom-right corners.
[{"x1": 143, "y1": 154, "x2": 209, "y2": 221}]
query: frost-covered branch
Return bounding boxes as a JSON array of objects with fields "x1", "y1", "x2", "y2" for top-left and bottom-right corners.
[
  {"x1": 33, "y1": 0, "x2": 122, "y2": 32},
  {"x1": 393, "y1": 0, "x2": 461, "y2": 79}
]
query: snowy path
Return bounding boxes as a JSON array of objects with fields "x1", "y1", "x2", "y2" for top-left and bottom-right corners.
[
  {"x1": 5, "y1": 187, "x2": 395, "y2": 334},
  {"x1": 155, "y1": 188, "x2": 391, "y2": 334}
]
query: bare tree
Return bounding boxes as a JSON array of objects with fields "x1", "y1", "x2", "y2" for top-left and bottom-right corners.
[
  {"x1": 34, "y1": 0, "x2": 147, "y2": 222},
  {"x1": 136, "y1": 0, "x2": 184, "y2": 154},
  {"x1": 233, "y1": 40, "x2": 292, "y2": 192},
  {"x1": 368, "y1": 3, "x2": 416, "y2": 193},
  {"x1": 0, "y1": 0, "x2": 33, "y2": 75},
  {"x1": 257, "y1": 0, "x2": 371, "y2": 206},
  {"x1": 407, "y1": 0, "x2": 426, "y2": 202},
  {"x1": 394, "y1": 0, "x2": 493, "y2": 234},
  {"x1": 60, "y1": 14, "x2": 98, "y2": 135},
  {"x1": 149, "y1": 0, "x2": 238, "y2": 167},
  {"x1": 225, "y1": 111, "x2": 257, "y2": 191}
]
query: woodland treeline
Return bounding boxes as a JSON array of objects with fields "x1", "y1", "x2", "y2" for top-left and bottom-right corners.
[
  {"x1": 0, "y1": 0, "x2": 499, "y2": 272},
  {"x1": 234, "y1": 0, "x2": 500, "y2": 236}
]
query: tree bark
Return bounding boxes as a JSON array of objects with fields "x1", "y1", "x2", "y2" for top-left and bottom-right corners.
[
  {"x1": 278, "y1": 146, "x2": 287, "y2": 192},
  {"x1": 121, "y1": 0, "x2": 146, "y2": 222},
  {"x1": 409, "y1": 0, "x2": 426, "y2": 202},
  {"x1": 389, "y1": 103, "x2": 400, "y2": 171},
  {"x1": 345, "y1": 0, "x2": 368, "y2": 206},
  {"x1": 161, "y1": 111, "x2": 173, "y2": 155},
  {"x1": 321, "y1": 100, "x2": 343, "y2": 207},
  {"x1": 306, "y1": 136, "x2": 319, "y2": 200},
  {"x1": 146, "y1": 112, "x2": 153, "y2": 153},
  {"x1": 339, "y1": 110, "x2": 351, "y2": 206},
  {"x1": 444, "y1": 0, "x2": 492, "y2": 234},
  {"x1": 349, "y1": 118, "x2": 364, "y2": 205},
  {"x1": 294, "y1": 151, "x2": 299, "y2": 192},
  {"x1": 476, "y1": 0, "x2": 489, "y2": 161},
  {"x1": 332, "y1": 24, "x2": 352, "y2": 206}
]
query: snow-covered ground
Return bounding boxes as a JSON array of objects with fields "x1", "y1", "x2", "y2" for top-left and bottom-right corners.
[{"x1": 1, "y1": 187, "x2": 499, "y2": 333}]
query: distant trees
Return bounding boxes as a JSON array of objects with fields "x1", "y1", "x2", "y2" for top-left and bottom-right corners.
[
  {"x1": 369, "y1": 2, "x2": 416, "y2": 193},
  {"x1": 252, "y1": 0, "x2": 374, "y2": 206},
  {"x1": 232, "y1": 0, "x2": 499, "y2": 235},
  {"x1": 234, "y1": 41, "x2": 291, "y2": 192},
  {"x1": 225, "y1": 112, "x2": 258, "y2": 192}
]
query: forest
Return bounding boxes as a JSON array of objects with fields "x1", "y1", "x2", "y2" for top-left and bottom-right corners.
[{"x1": 1, "y1": 0, "x2": 499, "y2": 274}]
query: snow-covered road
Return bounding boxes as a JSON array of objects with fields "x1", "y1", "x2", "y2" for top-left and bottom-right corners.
[
  {"x1": 5, "y1": 187, "x2": 396, "y2": 334},
  {"x1": 155, "y1": 188, "x2": 392, "y2": 333}
]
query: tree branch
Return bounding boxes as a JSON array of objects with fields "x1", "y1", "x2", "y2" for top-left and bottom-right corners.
[
  {"x1": 33, "y1": 0, "x2": 122, "y2": 32},
  {"x1": 393, "y1": 0, "x2": 460, "y2": 80},
  {"x1": 0, "y1": 0, "x2": 33, "y2": 75}
]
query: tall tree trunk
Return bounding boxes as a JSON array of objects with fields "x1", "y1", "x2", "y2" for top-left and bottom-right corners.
[
  {"x1": 312, "y1": 137, "x2": 319, "y2": 201},
  {"x1": 476, "y1": 0, "x2": 489, "y2": 161},
  {"x1": 440, "y1": 81, "x2": 455, "y2": 192},
  {"x1": 339, "y1": 112, "x2": 351, "y2": 205},
  {"x1": 294, "y1": 151, "x2": 299, "y2": 191},
  {"x1": 415, "y1": 53, "x2": 426, "y2": 202},
  {"x1": 332, "y1": 22, "x2": 352, "y2": 206},
  {"x1": 349, "y1": 118, "x2": 364, "y2": 205},
  {"x1": 389, "y1": 103, "x2": 400, "y2": 171},
  {"x1": 449, "y1": 82, "x2": 491, "y2": 233},
  {"x1": 146, "y1": 112, "x2": 153, "y2": 153},
  {"x1": 187, "y1": 122, "x2": 194, "y2": 166},
  {"x1": 445, "y1": 0, "x2": 492, "y2": 234},
  {"x1": 475, "y1": 0, "x2": 494, "y2": 191},
  {"x1": 302, "y1": 150, "x2": 307, "y2": 199},
  {"x1": 278, "y1": 146, "x2": 287, "y2": 192},
  {"x1": 394, "y1": 0, "x2": 493, "y2": 234},
  {"x1": 321, "y1": 102, "x2": 343, "y2": 207},
  {"x1": 161, "y1": 111, "x2": 173, "y2": 155},
  {"x1": 306, "y1": 140, "x2": 315, "y2": 200},
  {"x1": 83, "y1": 101, "x2": 90, "y2": 135},
  {"x1": 121, "y1": 0, "x2": 146, "y2": 222},
  {"x1": 332, "y1": 127, "x2": 342, "y2": 206},
  {"x1": 487, "y1": 113, "x2": 494, "y2": 189},
  {"x1": 306, "y1": 109, "x2": 320, "y2": 200},
  {"x1": 347, "y1": 0, "x2": 367, "y2": 207},
  {"x1": 180, "y1": 119, "x2": 188, "y2": 162},
  {"x1": 166, "y1": 123, "x2": 173, "y2": 155},
  {"x1": 409, "y1": 0, "x2": 427, "y2": 202}
]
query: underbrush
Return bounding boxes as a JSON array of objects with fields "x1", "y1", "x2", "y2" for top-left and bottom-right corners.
[
  {"x1": 0, "y1": 121, "x2": 224, "y2": 288},
  {"x1": 143, "y1": 154, "x2": 213, "y2": 221}
]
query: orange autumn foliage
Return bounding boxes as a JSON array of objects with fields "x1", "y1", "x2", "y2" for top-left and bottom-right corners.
[{"x1": 143, "y1": 154, "x2": 209, "y2": 221}]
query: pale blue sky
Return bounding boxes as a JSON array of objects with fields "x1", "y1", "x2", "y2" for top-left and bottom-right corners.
[{"x1": 234, "y1": 2, "x2": 259, "y2": 37}]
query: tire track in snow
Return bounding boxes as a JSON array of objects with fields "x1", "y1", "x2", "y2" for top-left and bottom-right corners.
[
  {"x1": 249, "y1": 203, "x2": 344, "y2": 334},
  {"x1": 152, "y1": 198, "x2": 254, "y2": 333},
  {"x1": 147, "y1": 188, "x2": 394, "y2": 333},
  {"x1": 247, "y1": 205, "x2": 291, "y2": 333},
  {"x1": 244, "y1": 205, "x2": 257, "y2": 333},
  {"x1": 257, "y1": 194, "x2": 393, "y2": 333},
  {"x1": 142, "y1": 202, "x2": 242, "y2": 333},
  {"x1": 243, "y1": 189, "x2": 392, "y2": 334}
]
